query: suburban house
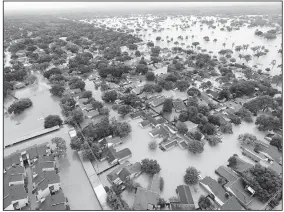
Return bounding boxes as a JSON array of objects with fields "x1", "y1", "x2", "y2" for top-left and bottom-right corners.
[
  {"x1": 4, "y1": 184, "x2": 29, "y2": 210},
  {"x1": 170, "y1": 185, "x2": 195, "y2": 210},
  {"x1": 80, "y1": 103, "x2": 94, "y2": 112},
  {"x1": 83, "y1": 109, "x2": 100, "y2": 119},
  {"x1": 107, "y1": 161, "x2": 132, "y2": 186},
  {"x1": 241, "y1": 147, "x2": 270, "y2": 163},
  {"x1": 39, "y1": 189, "x2": 69, "y2": 210},
  {"x1": 149, "y1": 124, "x2": 177, "y2": 138},
  {"x1": 160, "y1": 135, "x2": 184, "y2": 151},
  {"x1": 4, "y1": 163, "x2": 29, "y2": 210},
  {"x1": 139, "y1": 116, "x2": 166, "y2": 128},
  {"x1": 131, "y1": 85, "x2": 144, "y2": 95},
  {"x1": 172, "y1": 99, "x2": 187, "y2": 113},
  {"x1": 98, "y1": 136, "x2": 123, "y2": 148},
  {"x1": 133, "y1": 187, "x2": 160, "y2": 210},
  {"x1": 230, "y1": 156, "x2": 254, "y2": 175},
  {"x1": 100, "y1": 147, "x2": 132, "y2": 165},
  {"x1": 199, "y1": 176, "x2": 230, "y2": 207},
  {"x1": 215, "y1": 166, "x2": 254, "y2": 208}
]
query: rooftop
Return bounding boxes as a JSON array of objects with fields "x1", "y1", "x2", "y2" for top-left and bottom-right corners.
[
  {"x1": 220, "y1": 196, "x2": 245, "y2": 210},
  {"x1": 133, "y1": 187, "x2": 159, "y2": 210},
  {"x1": 176, "y1": 185, "x2": 194, "y2": 205}
]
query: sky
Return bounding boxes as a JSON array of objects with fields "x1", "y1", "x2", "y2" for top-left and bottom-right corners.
[{"x1": 4, "y1": 2, "x2": 281, "y2": 12}]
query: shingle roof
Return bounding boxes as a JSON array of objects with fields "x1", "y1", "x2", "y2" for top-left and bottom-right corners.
[
  {"x1": 200, "y1": 176, "x2": 228, "y2": 205},
  {"x1": 37, "y1": 170, "x2": 60, "y2": 191},
  {"x1": 177, "y1": 185, "x2": 194, "y2": 205}
]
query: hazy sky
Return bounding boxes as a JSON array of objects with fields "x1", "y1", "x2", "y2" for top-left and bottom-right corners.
[{"x1": 4, "y1": 2, "x2": 281, "y2": 12}]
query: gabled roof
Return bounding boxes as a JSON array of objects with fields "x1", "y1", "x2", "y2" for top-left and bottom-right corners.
[
  {"x1": 200, "y1": 176, "x2": 229, "y2": 206},
  {"x1": 215, "y1": 166, "x2": 239, "y2": 186},
  {"x1": 39, "y1": 189, "x2": 66, "y2": 210},
  {"x1": 177, "y1": 185, "x2": 194, "y2": 205},
  {"x1": 231, "y1": 156, "x2": 254, "y2": 174},
  {"x1": 37, "y1": 170, "x2": 60, "y2": 191},
  {"x1": 116, "y1": 148, "x2": 132, "y2": 160}
]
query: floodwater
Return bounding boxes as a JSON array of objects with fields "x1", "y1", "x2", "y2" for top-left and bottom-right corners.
[
  {"x1": 4, "y1": 74, "x2": 102, "y2": 210},
  {"x1": 85, "y1": 15, "x2": 282, "y2": 76},
  {"x1": 115, "y1": 117, "x2": 266, "y2": 200},
  {"x1": 4, "y1": 73, "x2": 63, "y2": 145}
]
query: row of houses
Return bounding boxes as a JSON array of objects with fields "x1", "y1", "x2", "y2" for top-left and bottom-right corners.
[
  {"x1": 4, "y1": 143, "x2": 69, "y2": 210},
  {"x1": 200, "y1": 152, "x2": 282, "y2": 211}
]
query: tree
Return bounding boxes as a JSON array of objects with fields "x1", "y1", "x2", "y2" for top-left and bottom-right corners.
[
  {"x1": 270, "y1": 135, "x2": 282, "y2": 151},
  {"x1": 208, "y1": 115, "x2": 221, "y2": 126},
  {"x1": 135, "y1": 50, "x2": 141, "y2": 57},
  {"x1": 228, "y1": 156, "x2": 237, "y2": 167},
  {"x1": 187, "y1": 87, "x2": 201, "y2": 97},
  {"x1": 51, "y1": 137, "x2": 67, "y2": 158},
  {"x1": 66, "y1": 109, "x2": 84, "y2": 125},
  {"x1": 80, "y1": 91, "x2": 92, "y2": 99},
  {"x1": 242, "y1": 164, "x2": 282, "y2": 202},
  {"x1": 255, "y1": 115, "x2": 280, "y2": 131},
  {"x1": 218, "y1": 89, "x2": 231, "y2": 100},
  {"x1": 158, "y1": 198, "x2": 167, "y2": 208},
  {"x1": 198, "y1": 104, "x2": 210, "y2": 116},
  {"x1": 163, "y1": 98, "x2": 173, "y2": 112},
  {"x1": 199, "y1": 195, "x2": 213, "y2": 210},
  {"x1": 206, "y1": 135, "x2": 221, "y2": 146},
  {"x1": 44, "y1": 115, "x2": 63, "y2": 128},
  {"x1": 220, "y1": 123, "x2": 233, "y2": 134},
  {"x1": 50, "y1": 84, "x2": 65, "y2": 97},
  {"x1": 176, "y1": 80, "x2": 189, "y2": 91},
  {"x1": 235, "y1": 107, "x2": 253, "y2": 122},
  {"x1": 106, "y1": 189, "x2": 130, "y2": 210},
  {"x1": 145, "y1": 72, "x2": 155, "y2": 81},
  {"x1": 68, "y1": 77, "x2": 85, "y2": 90},
  {"x1": 176, "y1": 121, "x2": 188, "y2": 135},
  {"x1": 117, "y1": 105, "x2": 132, "y2": 117},
  {"x1": 70, "y1": 136, "x2": 83, "y2": 151},
  {"x1": 188, "y1": 140, "x2": 204, "y2": 154},
  {"x1": 136, "y1": 64, "x2": 148, "y2": 75},
  {"x1": 184, "y1": 167, "x2": 199, "y2": 185},
  {"x1": 179, "y1": 111, "x2": 189, "y2": 122},
  {"x1": 148, "y1": 140, "x2": 158, "y2": 150},
  {"x1": 8, "y1": 98, "x2": 33, "y2": 114},
  {"x1": 111, "y1": 119, "x2": 132, "y2": 138},
  {"x1": 198, "y1": 123, "x2": 216, "y2": 135},
  {"x1": 141, "y1": 158, "x2": 161, "y2": 176},
  {"x1": 238, "y1": 133, "x2": 257, "y2": 146},
  {"x1": 230, "y1": 115, "x2": 242, "y2": 125},
  {"x1": 160, "y1": 177, "x2": 164, "y2": 192},
  {"x1": 124, "y1": 178, "x2": 139, "y2": 192},
  {"x1": 102, "y1": 90, "x2": 118, "y2": 103},
  {"x1": 192, "y1": 42, "x2": 200, "y2": 48},
  {"x1": 43, "y1": 68, "x2": 61, "y2": 79}
]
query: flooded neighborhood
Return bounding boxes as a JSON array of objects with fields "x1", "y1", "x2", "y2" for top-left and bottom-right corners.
[{"x1": 3, "y1": 2, "x2": 282, "y2": 211}]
